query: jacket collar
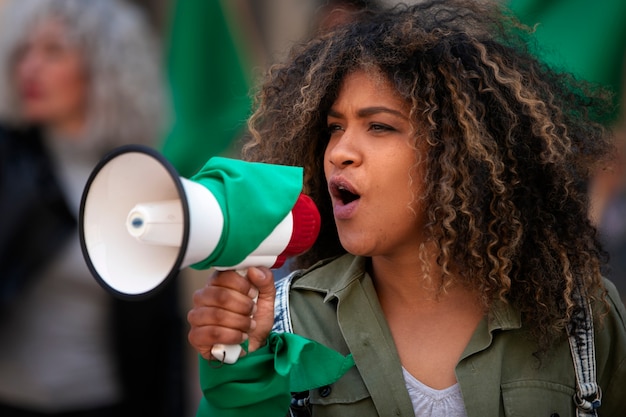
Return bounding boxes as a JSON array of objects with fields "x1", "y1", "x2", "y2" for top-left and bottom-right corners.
[
  {"x1": 292, "y1": 253, "x2": 522, "y2": 332},
  {"x1": 291, "y1": 253, "x2": 365, "y2": 302}
]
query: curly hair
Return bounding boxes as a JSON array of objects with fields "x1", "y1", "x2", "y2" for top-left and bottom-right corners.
[
  {"x1": 0, "y1": 0, "x2": 166, "y2": 152},
  {"x1": 243, "y1": 0, "x2": 616, "y2": 350}
]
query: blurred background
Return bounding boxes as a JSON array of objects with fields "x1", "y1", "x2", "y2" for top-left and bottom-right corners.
[{"x1": 0, "y1": 1, "x2": 623, "y2": 416}]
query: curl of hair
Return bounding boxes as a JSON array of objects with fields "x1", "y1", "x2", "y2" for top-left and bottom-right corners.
[
  {"x1": 0, "y1": 0, "x2": 167, "y2": 153},
  {"x1": 243, "y1": 0, "x2": 614, "y2": 351}
]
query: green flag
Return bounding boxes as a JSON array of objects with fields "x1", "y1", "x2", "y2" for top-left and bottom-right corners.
[
  {"x1": 189, "y1": 157, "x2": 303, "y2": 269},
  {"x1": 507, "y1": 0, "x2": 626, "y2": 120},
  {"x1": 162, "y1": 0, "x2": 252, "y2": 177},
  {"x1": 197, "y1": 332, "x2": 355, "y2": 417}
]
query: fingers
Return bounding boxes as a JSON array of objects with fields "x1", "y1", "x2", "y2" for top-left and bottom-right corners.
[
  {"x1": 187, "y1": 269, "x2": 258, "y2": 360},
  {"x1": 186, "y1": 267, "x2": 279, "y2": 359},
  {"x1": 246, "y1": 266, "x2": 276, "y2": 301},
  {"x1": 188, "y1": 322, "x2": 251, "y2": 361},
  {"x1": 192, "y1": 269, "x2": 255, "y2": 309},
  {"x1": 187, "y1": 296, "x2": 256, "y2": 335},
  {"x1": 244, "y1": 267, "x2": 278, "y2": 352}
]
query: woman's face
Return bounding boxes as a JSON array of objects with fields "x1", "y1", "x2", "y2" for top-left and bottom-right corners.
[
  {"x1": 324, "y1": 69, "x2": 427, "y2": 259},
  {"x1": 13, "y1": 18, "x2": 88, "y2": 135}
]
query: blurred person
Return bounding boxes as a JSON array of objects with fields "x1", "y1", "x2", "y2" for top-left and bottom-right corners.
[
  {"x1": 0, "y1": 1, "x2": 186, "y2": 416},
  {"x1": 593, "y1": 88, "x2": 626, "y2": 304}
]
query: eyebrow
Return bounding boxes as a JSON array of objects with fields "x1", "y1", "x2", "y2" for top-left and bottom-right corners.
[{"x1": 327, "y1": 106, "x2": 409, "y2": 120}]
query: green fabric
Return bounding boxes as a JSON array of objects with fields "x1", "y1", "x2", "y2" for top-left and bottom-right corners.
[
  {"x1": 197, "y1": 332, "x2": 355, "y2": 417},
  {"x1": 189, "y1": 157, "x2": 303, "y2": 269},
  {"x1": 507, "y1": 0, "x2": 626, "y2": 120},
  {"x1": 162, "y1": 0, "x2": 252, "y2": 177}
]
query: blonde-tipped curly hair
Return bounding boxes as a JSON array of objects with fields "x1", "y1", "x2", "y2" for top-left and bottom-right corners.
[
  {"x1": 243, "y1": 0, "x2": 616, "y2": 350},
  {"x1": 0, "y1": 0, "x2": 166, "y2": 152}
]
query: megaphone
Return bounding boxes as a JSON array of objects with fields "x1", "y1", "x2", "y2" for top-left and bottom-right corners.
[{"x1": 79, "y1": 145, "x2": 320, "y2": 362}]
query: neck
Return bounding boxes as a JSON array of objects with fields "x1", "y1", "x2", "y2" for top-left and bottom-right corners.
[
  {"x1": 370, "y1": 247, "x2": 477, "y2": 309},
  {"x1": 370, "y1": 243, "x2": 438, "y2": 296}
]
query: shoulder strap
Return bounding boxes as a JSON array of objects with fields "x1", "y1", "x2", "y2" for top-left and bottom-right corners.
[
  {"x1": 273, "y1": 271, "x2": 297, "y2": 334},
  {"x1": 273, "y1": 272, "x2": 314, "y2": 417},
  {"x1": 568, "y1": 294, "x2": 602, "y2": 416}
]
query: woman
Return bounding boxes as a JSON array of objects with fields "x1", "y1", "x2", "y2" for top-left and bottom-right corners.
[
  {"x1": 0, "y1": 1, "x2": 185, "y2": 416},
  {"x1": 187, "y1": 1, "x2": 626, "y2": 416}
]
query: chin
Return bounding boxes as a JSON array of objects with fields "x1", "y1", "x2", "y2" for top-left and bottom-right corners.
[{"x1": 338, "y1": 236, "x2": 374, "y2": 257}]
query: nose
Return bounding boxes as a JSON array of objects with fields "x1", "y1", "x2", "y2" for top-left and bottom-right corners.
[{"x1": 325, "y1": 128, "x2": 361, "y2": 168}]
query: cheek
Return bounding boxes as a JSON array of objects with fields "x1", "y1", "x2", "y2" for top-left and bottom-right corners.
[
  {"x1": 323, "y1": 145, "x2": 333, "y2": 178},
  {"x1": 381, "y1": 157, "x2": 423, "y2": 215},
  {"x1": 52, "y1": 64, "x2": 87, "y2": 105},
  {"x1": 56, "y1": 59, "x2": 84, "y2": 87}
]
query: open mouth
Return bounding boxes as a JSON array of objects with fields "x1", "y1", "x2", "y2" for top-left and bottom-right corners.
[{"x1": 331, "y1": 182, "x2": 360, "y2": 205}]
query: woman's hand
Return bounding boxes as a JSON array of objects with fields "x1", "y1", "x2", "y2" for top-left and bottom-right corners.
[{"x1": 187, "y1": 266, "x2": 276, "y2": 361}]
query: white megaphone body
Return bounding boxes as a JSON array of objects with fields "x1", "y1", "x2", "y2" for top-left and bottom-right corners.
[{"x1": 79, "y1": 145, "x2": 320, "y2": 363}]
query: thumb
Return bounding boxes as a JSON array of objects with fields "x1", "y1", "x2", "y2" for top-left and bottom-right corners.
[{"x1": 245, "y1": 267, "x2": 276, "y2": 352}]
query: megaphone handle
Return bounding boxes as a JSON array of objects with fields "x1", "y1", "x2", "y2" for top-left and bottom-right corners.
[{"x1": 210, "y1": 269, "x2": 258, "y2": 364}]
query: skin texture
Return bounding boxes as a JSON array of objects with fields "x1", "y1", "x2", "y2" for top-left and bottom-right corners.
[{"x1": 13, "y1": 18, "x2": 88, "y2": 137}]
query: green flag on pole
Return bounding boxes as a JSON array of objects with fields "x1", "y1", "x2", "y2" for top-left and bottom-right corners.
[{"x1": 162, "y1": 0, "x2": 252, "y2": 178}]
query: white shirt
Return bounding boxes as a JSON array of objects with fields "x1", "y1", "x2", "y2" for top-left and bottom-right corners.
[{"x1": 402, "y1": 367, "x2": 468, "y2": 417}]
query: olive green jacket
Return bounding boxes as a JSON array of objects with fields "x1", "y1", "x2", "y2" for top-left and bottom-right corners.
[{"x1": 284, "y1": 254, "x2": 626, "y2": 417}]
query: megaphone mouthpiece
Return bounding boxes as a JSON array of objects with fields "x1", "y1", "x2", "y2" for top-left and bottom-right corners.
[{"x1": 125, "y1": 199, "x2": 183, "y2": 246}]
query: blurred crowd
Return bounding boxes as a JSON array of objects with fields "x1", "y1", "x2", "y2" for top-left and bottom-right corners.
[
  {"x1": 0, "y1": 1, "x2": 181, "y2": 416},
  {"x1": 0, "y1": 1, "x2": 623, "y2": 416}
]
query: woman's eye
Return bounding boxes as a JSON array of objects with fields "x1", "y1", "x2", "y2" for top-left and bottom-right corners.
[
  {"x1": 327, "y1": 124, "x2": 343, "y2": 134},
  {"x1": 370, "y1": 123, "x2": 394, "y2": 132}
]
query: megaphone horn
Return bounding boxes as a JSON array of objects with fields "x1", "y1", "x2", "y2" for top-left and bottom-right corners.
[{"x1": 79, "y1": 145, "x2": 222, "y2": 298}]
